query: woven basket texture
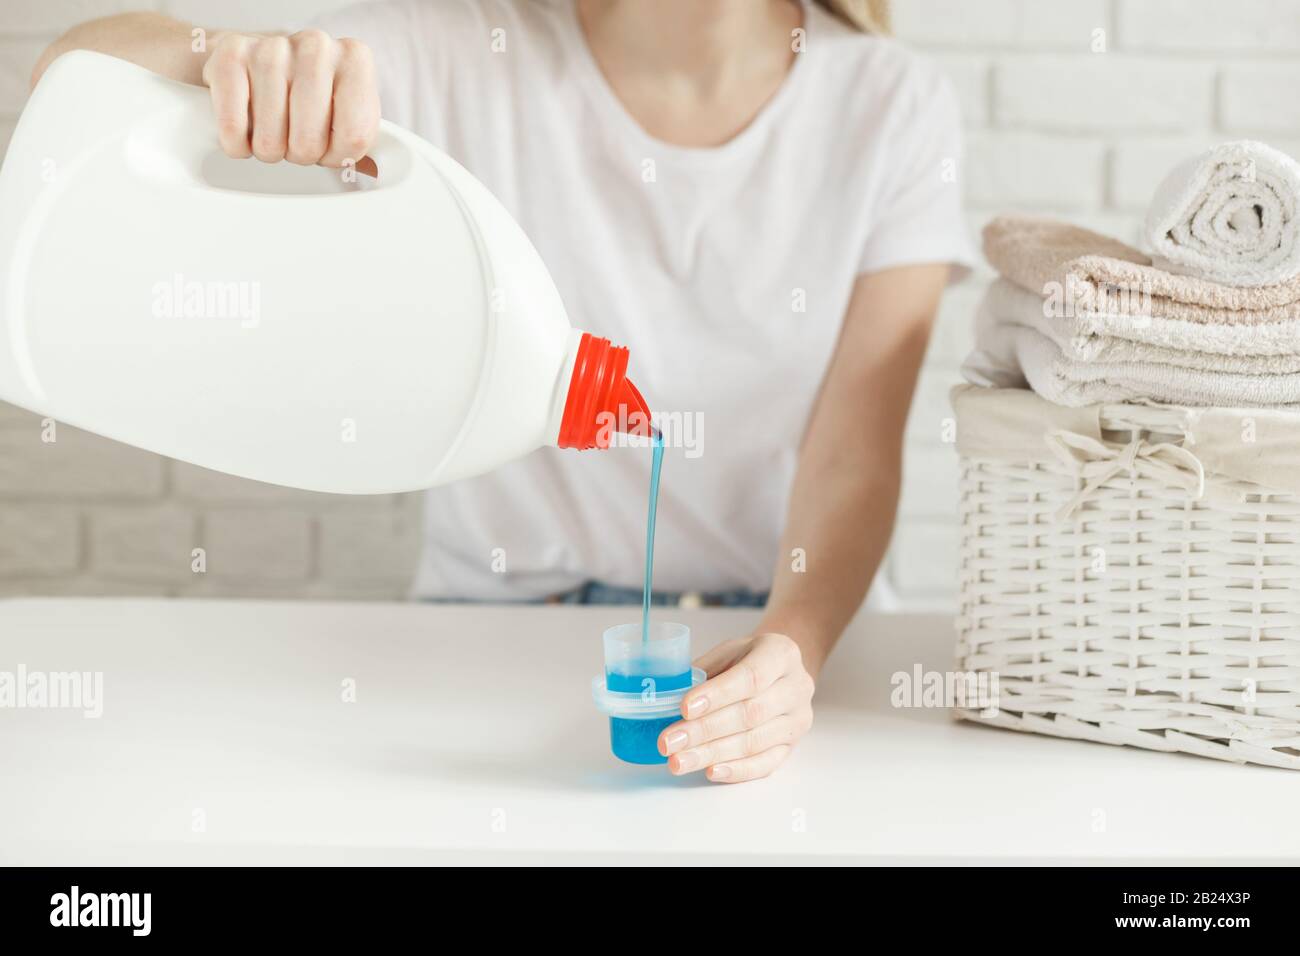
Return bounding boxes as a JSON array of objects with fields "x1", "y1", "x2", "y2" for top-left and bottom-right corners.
[{"x1": 956, "y1": 404, "x2": 1300, "y2": 770}]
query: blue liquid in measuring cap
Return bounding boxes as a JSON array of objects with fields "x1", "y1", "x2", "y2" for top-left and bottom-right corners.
[{"x1": 606, "y1": 667, "x2": 691, "y2": 765}]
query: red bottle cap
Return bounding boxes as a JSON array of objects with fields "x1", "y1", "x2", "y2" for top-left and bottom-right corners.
[{"x1": 558, "y1": 332, "x2": 652, "y2": 450}]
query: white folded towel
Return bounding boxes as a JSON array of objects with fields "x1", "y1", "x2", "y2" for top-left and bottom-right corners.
[
  {"x1": 977, "y1": 279, "x2": 1300, "y2": 370},
  {"x1": 963, "y1": 281, "x2": 1300, "y2": 407},
  {"x1": 1145, "y1": 140, "x2": 1300, "y2": 287}
]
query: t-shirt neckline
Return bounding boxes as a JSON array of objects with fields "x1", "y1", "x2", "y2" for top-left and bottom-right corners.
[{"x1": 557, "y1": 0, "x2": 814, "y2": 168}]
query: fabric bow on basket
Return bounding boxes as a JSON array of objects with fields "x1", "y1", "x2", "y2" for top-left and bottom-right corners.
[{"x1": 1043, "y1": 428, "x2": 1207, "y2": 521}]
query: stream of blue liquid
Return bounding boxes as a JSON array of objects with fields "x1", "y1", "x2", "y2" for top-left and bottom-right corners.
[
  {"x1": 641, "y1": 427, "x2": 664, "y2": 644},
  {"x1": 602, "y1": 427, "x2": 672, "y2": 764}
]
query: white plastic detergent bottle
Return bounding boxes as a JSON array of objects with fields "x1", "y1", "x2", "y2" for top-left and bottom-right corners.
[{"x1": 0, "y1": 51, "x2": 651, "y2": 493}]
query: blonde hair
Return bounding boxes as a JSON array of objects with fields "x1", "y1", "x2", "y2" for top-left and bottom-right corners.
[{"x1": 815, "y1": 0, "x2": 891, "y2": 34}]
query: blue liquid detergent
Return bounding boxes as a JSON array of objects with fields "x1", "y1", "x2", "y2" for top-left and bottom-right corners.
[
  {"x1": 606, "y1": 668, "x2": 690, "y2": 764},
  {"x1": 641, "y1": 428, "x2": 664, "y2": 644},
  {"x1": 607, "y1": 427, "x2": 676, "y2": 765}
]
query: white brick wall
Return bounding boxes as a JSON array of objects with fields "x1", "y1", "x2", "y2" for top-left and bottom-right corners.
[
  {"x1": 996, "y1": 58, "x2": 1216, "y2": 132},
  {"x1": 1220, "y1": 64, "x2": 1300, "y2": 132},
  {"x1": 1, "y1": 0, "x2": 1298, "y2": 610}
]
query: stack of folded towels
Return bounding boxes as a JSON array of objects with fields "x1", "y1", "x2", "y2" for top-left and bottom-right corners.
[{"x1": 964, "y1": 140, "x2": 1300, "y2": 407}]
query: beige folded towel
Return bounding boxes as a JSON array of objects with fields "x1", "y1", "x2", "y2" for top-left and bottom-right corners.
[
  {"x1": 983, "y1": 216, "x2": 1300, "y2": 322},
  {"x1": 980, "y1": 278, "x2": 1300, "y2": 367}
]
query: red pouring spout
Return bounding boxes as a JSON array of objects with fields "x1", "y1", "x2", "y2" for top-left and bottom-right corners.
[{"x1": 558, "y1": 332, "x2": 653, "y2": 449}]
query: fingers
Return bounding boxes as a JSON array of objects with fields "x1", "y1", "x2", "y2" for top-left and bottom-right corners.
[
  {"x1": 201, "y1": 30, "x2": 378, "y2": 168},
  {"x1": 659, "y1": 672, "x2": 812, "y2": 756},
  {"x1": 285, "y1": 31, "x2": 335, "y2": 165},
  {"x1": 661, "y1": 632, "x2": 815, "y2": 784},
  {"x1": 248, "y1": 36, "x2": 290, "y2": 162},
  {"x1": 668, "y1": 714, "x2": 804, "y2": 775},
  {"x1": 706, "y1": 745, "x2": 793, "y2": 784},
  {"x1": 204, "y1": 38, "x2": 252, "y2": 158},
  {"x1": 681, "y1": 632, "x2": 798, "y2": 720},
  {"x1": 319, "y1": 38, "x2": 379, "y2": 169}
]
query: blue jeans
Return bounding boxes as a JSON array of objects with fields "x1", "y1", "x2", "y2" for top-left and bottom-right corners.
[
  {"x1": 548, "y1": 581, "x2": 769, "y2": 608},
  {"x1": 426, "y1": 581, "x2": 768, "y2": 608}
]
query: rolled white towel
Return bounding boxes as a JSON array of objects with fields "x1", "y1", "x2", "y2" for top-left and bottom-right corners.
[{"x1": 1144, "y1": 140, "x2": 1300, "y2": 287}]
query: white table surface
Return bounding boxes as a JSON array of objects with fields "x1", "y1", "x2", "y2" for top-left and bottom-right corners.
[{"x1": 1, "y1": 597, "x2": 1296, "y2": 865}]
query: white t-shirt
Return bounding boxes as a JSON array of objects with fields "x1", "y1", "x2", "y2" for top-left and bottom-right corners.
[{"x1": 310, "y1": 0, "x2": 976, "y2": 600}]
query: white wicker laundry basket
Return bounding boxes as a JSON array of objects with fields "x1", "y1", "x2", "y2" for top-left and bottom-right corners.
[{"x1": 952, "y1": 384, "x2": 1300, "y2": 769}]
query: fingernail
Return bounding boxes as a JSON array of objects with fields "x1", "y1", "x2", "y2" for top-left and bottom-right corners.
[
  {"x1": 709, "y1": 764, "x2": 732, "y2": 781},
  {"x1": 674, "y1": 751, "x2": 700, "y2": 773},
  {"x1": 685, "y1": 696, "x2": 708, "y2": 718},
  {"x1": 663, "y1": 731, "x2": 688, "y2": 754}
]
